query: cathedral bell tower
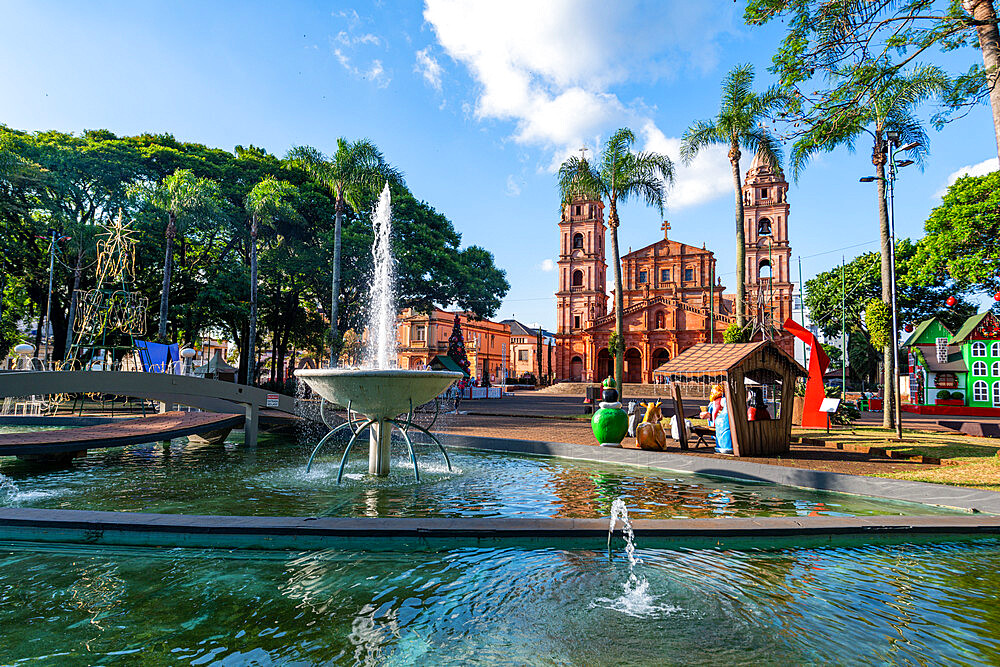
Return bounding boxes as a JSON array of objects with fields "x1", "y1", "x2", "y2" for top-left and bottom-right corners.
[
  {"x1": 556, "y1": 195, "x2": 608, "y2": 334},
  {"x1": 743, "y1": 152, "x2": 793, "y2": 333}
]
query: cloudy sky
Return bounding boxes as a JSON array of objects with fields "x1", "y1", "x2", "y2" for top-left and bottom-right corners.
[{"x1": 1, "y1": 1, "x2": 996, "y2": 328}]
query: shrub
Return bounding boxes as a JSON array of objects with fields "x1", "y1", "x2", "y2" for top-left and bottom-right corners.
[
  {"x1": 831, "y1": 401, "x2": 861, "y2": 425},
  {"x1": 723, "y1": 322, "x2": 749, "y2": 344},
  {"x1": 865, "y1": 300, "x2": 891, "y2": 350},
  {"x1": 936, "y1": 389, "x2": 952, "y2": 400}
]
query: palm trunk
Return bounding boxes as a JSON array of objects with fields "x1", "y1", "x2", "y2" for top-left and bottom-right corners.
[
  {"x1": 874, "y1": 147, "x2": 895, "y2": 430},
  {"x1": 609, "y1": 202, "x2": 625, "y2": 394},
  {"x1": 965, "y1": 0, "x2": 1000, "y2": 160},
  {"x1": 158, "y1": 212, "x2": 176, "y2": 341},
  {"x1": 329, "y1": 198, "x2": 344, "y2": 365},
  {"x1": 247, "y1": 216, "x2": 258, "y2": 386},
  {"x1": 730, "y1": 145, "x2": 746, "y2": 327}
]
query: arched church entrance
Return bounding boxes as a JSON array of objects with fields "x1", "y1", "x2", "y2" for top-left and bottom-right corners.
[
  {"x1": 596, "y1": 348, "x2": 610, "y2": 381},
  {"x1": 625, "y1": 348, "x2": 642, "y2": 384},
  {"x1": 652, "y1": 348, "x2": 670, "y2": 376},
  {"x1": 570, "y1": 356, "x2": 584, "y2": 382}
]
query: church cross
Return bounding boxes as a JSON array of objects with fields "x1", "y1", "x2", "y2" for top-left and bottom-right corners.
[
  {"x1": 579, "y1": 146, "x2": 589, "y2": 161},
  {"x1": 661, "y1": 220, "x2": 671, "y2": 239}
]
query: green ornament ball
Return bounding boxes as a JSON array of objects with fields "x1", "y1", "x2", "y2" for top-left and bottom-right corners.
[{"x1": 591, "y1": 407, "x2": 628, "y2": 445}]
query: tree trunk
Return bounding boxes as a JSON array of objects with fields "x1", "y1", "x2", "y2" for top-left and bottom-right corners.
[
  {"x1": 966, "y1": 0, "x2": 1000, "y2": 160},
  {"x1": 158, "y1": 212, "x2": 176, "y2": 341},
  {"x1": 874, "y1": 139, "x2": 895, "y2": 430},
  {"x1": 730, "y1": 145, "x2": 746, "y2": 327},
  {"x1": 330, "y1": 198, "x2": 344, "y2": 365},
  {"x1": 608, "y1": 202, "x2": 625, "y2": 394},
  {"x1": 246, "y1": 217, "x2": 258, "y2": 386}
]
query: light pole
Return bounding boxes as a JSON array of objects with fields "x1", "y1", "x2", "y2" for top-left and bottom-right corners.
[{"x1": 860, "y1": 135, "x2": 917, "y2": 441}]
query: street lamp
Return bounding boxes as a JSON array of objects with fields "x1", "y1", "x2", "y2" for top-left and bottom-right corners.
[{"x1": 860, "y1": 137, "x2": 916, "y2": 441}]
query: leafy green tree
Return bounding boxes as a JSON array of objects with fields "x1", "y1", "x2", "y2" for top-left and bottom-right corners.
[
  {"x1": 681, "y1": 64, "x2": 786, "y2": 326},
  {"x1": 140, "y1": 168, "x2": 223, "y2": 340},
  {"x1": 558, "y1": 128, "x2": 674, "y2": 392},
  {"x1": 286, "y1": 140, "x2": 403, "y2": 363},
  {"x1": 744, "y1": 0, "x2": 1000, "y2": 160},
  {"x1": 909, "y1": 170, "x2": 1000, "y2": 292},
  {"x1": 245, "y1": 177, "x2": 301, "y2": 385},
  {"x1": 789, "y1": 66, "x2": 945, "y2": 428},
  {"x1": 805, "y1": 240, "x2": 976, "y2": 340}
]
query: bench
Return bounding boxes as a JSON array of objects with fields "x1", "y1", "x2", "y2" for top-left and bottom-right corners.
[{"x1": 690, "y1": 425, "x2": 716, "y2": 448}]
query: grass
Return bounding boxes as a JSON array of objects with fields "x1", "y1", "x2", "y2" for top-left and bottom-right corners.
[{"x1": 795, "y1": 425, "x2": 1000, "y2": 492}]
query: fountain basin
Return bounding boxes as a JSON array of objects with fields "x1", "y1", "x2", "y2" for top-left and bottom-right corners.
[{"x1": 295, "y1": 368, "x2": 462, "y2": 420}]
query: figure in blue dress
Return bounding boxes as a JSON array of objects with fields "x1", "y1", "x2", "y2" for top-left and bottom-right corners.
[{"x1": 705, "y1": 383, "x2": 733, "y2": 454}]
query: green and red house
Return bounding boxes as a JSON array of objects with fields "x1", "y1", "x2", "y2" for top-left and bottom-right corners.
[{"x1": 903, "y1": 311, "x2": 1000, "y2": 415}]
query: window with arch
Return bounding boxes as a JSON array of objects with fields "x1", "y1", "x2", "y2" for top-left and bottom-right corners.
[
  {"x1": 571, "y1": 270, "x2": 584, "y2": 287},
  {"x1": 572, "y1": 233, "x2": 584, "y2": 249},
  {"x1": 992, "y1": 341, "x2": 1000, "y2": 357},
  {"x1": 973, "y1": 380, "x2": 988, "y2": 402},
  {"x1": 994, "y1": 381, "x2": 1000, "y2": 406},
  {"x1": 973, "y1": 360, "x2": 987, "y2": 376},
  {"x1": 993, "y1": 361, "x2": 1000, "y2": 377},
  {"x1": 972, "y1": 341, "x2": 987, "y2": 356},
  {"x1": 655, "y1": 311, "x2": 665, "y2": 329},
  {"x1": 759, "y1": 259, "x2": 773, "y2": 280},
  {"x1": 757, "y1": 218, "x2": 772, "y2": 236}
]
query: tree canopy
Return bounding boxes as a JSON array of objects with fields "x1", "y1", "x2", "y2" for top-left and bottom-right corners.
[{"x1": 0, "y1": 126, "x2": 509, "y2": 374}]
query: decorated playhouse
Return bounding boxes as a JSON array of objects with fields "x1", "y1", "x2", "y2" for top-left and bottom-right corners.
[{"x1": 903, "y1": 311, "x2": 1000, "y2": 414}]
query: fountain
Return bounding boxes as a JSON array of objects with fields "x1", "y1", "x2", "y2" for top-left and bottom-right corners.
[{"x1": 295, "y1": 183, "x2": 462, "y2": 481}]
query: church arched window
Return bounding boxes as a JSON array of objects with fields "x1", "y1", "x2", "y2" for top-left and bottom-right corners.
[
  {"x1": 759, "y1": 259, "x2": 773, "y2": 280},
  {"x1": 572, "y1": 233, "x2": 584, "y2": 249},
  {"x1": 572, "y1": 270, "x2": 584, "y2": 287},
  {"x1": 757, "y1": 218, "x2": 772, "y2": 236}
]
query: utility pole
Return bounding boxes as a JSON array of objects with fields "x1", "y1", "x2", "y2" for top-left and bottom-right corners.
[
  {"x1": 798, "y1": 255, "x2": 805, "y2": 369},
  {"x1": 841, "y1": 255, "x2": 847, "y2": 395}
]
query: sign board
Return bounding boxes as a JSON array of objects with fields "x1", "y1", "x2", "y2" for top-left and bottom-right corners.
[
  {"x1": 819, "y1": 397, "x2": 841, "y2": 414},
  {"x1": 266, "y1": 394, "x2": 279, "y2": 408}
]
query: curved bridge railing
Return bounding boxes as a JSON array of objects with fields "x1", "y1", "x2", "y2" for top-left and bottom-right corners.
[{"x1": 0, "y1": 371, "x2": 297, "y2": 446}]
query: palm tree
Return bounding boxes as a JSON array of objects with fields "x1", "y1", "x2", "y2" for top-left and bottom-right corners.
[
  {"x1": 789, "y1": 64, "x2": 945, "y2": 431},
  {"x1": 558, "y1": 128, "x2": 674, "y2": 392},
  {"x1": 147, "y1": 168, "x2": 220, "y2": 341},
  {"x1": 286, "y1": 139, "x2": 403, "y2": 365},
  {"x1": 244, "y1": 177, "x2": 300, "y2": 385},
  {"x1": 681, "y1": 64, "x2": 787, "y2": 329}
]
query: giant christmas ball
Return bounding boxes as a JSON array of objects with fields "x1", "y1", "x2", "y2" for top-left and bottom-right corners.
[
  {"x1": 591, "y1": 406, "x2": 628, "y2": 446},
  {"x1": 946, "y1": 296, "x2": 958, "y2": 307}
]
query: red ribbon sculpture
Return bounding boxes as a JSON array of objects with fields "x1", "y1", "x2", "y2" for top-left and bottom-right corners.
[{"x1": 784, "y1": 318, "x2": 830, "y2": 428}]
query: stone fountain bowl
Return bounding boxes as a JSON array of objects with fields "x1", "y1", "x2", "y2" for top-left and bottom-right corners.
[{"x1": 295, "y1": 368, "x2": 463, "y2": 421}]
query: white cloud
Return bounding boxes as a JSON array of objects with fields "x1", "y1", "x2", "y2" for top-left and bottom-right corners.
[
  {"x1": 332, "y1": 10, "x2": 389, "y2": 88},
  {"x1": 505, "y1": 174, "x2": 522, "y2": 197},
  {"x1": 422, "y1": 0, "x2": 735, "y2": 208},
  {"x1": 639, "y1": 121, "x2": 732, "y2": 209},
  {"x1": 936, "y1": 157, "x2": 999, "y2": 198},
  {"x1": 414, "y1": 47, "x2": 443, "y2": 91},
  {"x1": 539, "y1": 259, "x2": 556, "y2": 272}
]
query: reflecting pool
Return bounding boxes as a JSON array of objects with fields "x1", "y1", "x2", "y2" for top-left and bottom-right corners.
[
  {"x1": 0, "y1": 437, "x2": 958, "y2": 518},
  {"x1": 0, "y1": 539, "x2": 997, "y2": 664}
]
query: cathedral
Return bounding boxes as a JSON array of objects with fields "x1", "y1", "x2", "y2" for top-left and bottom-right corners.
[{"x1": 554, "y1": 153, "x2": 794, "y2": 383}]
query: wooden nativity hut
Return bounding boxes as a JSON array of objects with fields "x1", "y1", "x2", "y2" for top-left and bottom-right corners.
[{"x1": 654, "y1": 341, "x2": 807, "y2": 457}]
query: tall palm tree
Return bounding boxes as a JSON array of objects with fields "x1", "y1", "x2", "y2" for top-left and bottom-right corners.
[
  {"x1": 558, "y1": 128, "x2": 674, "y2": 392},
  {"x1": 147, "y1": 168, "x2": 220, "y2": 341},
  {"x1": 286, "y1": 139, "x2": 403, "y2": 365},
  {"x1": 790, "y1": 64, "x2": 945, "y2": 431},
  {"x1": 245, "y1": 177, "x2": 300, "y2": 385},
  {"x1": 681, "y1": 64, "x2": 786, "y2": 329}
]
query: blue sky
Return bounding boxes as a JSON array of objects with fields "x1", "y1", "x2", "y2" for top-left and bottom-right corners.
[{"x1": 1, "y1": 1, "x2": 996, "y2": 330}]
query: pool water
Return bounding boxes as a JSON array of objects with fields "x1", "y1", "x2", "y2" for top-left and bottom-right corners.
[
  {"x1": 0, "y1": 436, "x2": 958, "y2": 518},
  {"x1": 0, "y1": 539, "x2": 998, "y2": 664}
]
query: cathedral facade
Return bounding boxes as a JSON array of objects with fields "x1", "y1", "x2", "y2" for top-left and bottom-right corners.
[{"x1": 554, "y1": 154, "x2": 794, "y2": 383}]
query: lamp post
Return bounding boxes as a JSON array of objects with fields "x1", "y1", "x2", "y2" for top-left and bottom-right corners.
[{"x1": 860, "y1": 136, "x2": 917, "y2": 441}]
